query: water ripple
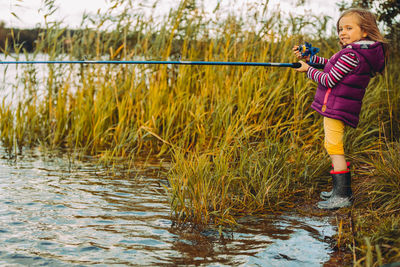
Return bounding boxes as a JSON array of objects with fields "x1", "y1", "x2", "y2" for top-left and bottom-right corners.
[{"x1": 0, "y1": 148, "x2": 335, "y2": 266}]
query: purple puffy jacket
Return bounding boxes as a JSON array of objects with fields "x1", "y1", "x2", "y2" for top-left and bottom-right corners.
[{"x1": 310, "y1": 41, "x2": 385, "y2": 128}]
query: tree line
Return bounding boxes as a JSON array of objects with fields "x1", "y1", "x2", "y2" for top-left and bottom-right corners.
[{"x1": 0, "y1": 22, "x2": 41, "y2": 52}]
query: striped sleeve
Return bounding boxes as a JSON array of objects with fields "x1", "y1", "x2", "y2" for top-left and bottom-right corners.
[
  {"x1": 307, "y1": 53, "x2": 359, "y2": 88},
  {"x1": 309, "y1": 55, "x2": 328, "y2": 65}
]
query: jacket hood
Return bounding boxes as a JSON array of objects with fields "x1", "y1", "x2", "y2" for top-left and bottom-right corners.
[{"x1": 342, "y1": 41, "x2": 386, "y2": 74}]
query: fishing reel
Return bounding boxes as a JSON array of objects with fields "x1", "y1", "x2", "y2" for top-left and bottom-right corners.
[{"x1": 298, "y1": 42, "x2": 320, "y2": 58}]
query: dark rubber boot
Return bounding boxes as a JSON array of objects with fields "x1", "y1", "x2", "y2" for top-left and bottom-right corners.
[
  {"x1": 320, "y1": 162, "x2": 351, "y2": 200},
  {"x1": 317, "y1": 171, "x2": 353, "y2": 210},
  {"x1": 320, "y1": 177, "x2": 336, "y2": 200}
]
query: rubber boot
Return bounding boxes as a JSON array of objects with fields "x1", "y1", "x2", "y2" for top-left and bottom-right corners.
[
  {"x1": 317, "y1": 170, "x2": 353, "y2": 210},
  {"x1": 320, "y1": 174, "x2": 336, "y2": 200},
  {"x1": 320, "y1": 162, "x2": 351, "y2": 200}
]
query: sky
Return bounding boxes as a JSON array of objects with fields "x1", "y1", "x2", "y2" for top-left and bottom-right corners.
[{"x1": 0, "y1": 0, "x2": 342, "y2": 29}]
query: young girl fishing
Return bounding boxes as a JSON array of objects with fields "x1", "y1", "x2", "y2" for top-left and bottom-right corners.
[{"x1": 293, "y1": 8, "x2": 387, "y2": 209}]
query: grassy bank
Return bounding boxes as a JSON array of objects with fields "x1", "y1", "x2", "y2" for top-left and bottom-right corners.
[{"x1": 0, "y1": 0, "x2": 399, "y2": 265}]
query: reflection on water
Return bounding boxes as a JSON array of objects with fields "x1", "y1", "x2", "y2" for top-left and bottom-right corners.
[{"x1": 0, "y1": 148, "x2": 335, "y2": 266}]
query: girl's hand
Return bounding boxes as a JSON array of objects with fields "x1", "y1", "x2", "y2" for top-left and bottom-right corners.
[
  {"x1": 292, "y1": 45, "x2": 310, "y2": 61},
  {"x1": 294, "y1": 61, "x2": 310, "y2": 72}
]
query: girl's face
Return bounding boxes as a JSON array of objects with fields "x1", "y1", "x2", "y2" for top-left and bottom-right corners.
[{"x1": 338, "y1": 14, "x2": 367, "y2": 45}]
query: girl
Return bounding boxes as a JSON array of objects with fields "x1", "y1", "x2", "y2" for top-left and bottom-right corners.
[{"x1": 293, "y1": 8, "x2": 387, "y2": 209}]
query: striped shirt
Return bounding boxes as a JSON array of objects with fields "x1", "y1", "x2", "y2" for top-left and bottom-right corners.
[{"x1": 307, "y1": 53, "x2": 359, "y2": 88}]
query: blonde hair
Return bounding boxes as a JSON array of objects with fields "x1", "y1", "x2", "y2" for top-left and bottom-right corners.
[{"x1": 337, "y1": 8, "x2": 388, "y2": 58}]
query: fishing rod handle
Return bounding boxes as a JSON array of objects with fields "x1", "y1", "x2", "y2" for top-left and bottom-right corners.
[{"x1": 292, "y1": 62, "x2": 325, "y2": 69}]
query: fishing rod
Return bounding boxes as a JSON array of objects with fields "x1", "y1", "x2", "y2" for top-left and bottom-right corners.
[
  {"x1": 0, "y1": 43, "x2": 323, "y2": 68},
  {"x1": 0, "y1": 60, "x2": 324, "y2": 69}
]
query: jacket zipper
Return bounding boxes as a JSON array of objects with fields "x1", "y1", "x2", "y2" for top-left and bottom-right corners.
[{"x1": 322, "y1": 88, "x2": 331, "y2": 112}]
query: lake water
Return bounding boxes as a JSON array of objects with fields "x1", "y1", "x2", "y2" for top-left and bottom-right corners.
[
  {"x1": 0, "y1": 148, "x2": 336, "y2": 266},
  {"x1": 0, "y1": 55, "x2": 337, "y2": 266}
]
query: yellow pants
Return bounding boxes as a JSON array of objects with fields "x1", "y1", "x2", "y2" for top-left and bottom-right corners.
[{"x1": 324, "y1": 117, "x2": 345, "y2": 155}]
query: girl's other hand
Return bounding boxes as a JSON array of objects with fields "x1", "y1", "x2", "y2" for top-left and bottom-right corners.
[{"x1": 294, "y1": 61, "x2": 310, "y2": 72}]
